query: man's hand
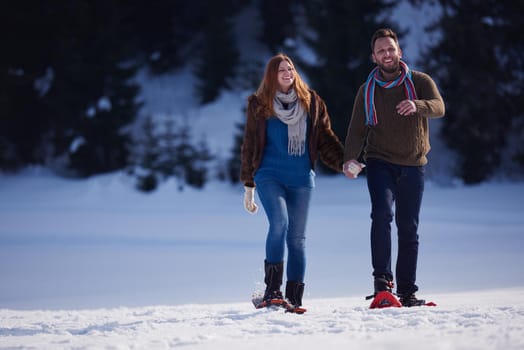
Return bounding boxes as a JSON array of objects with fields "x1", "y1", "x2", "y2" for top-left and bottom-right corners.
[{"x1": 396, "y1": 99, "x2": 417, "y2": 116}]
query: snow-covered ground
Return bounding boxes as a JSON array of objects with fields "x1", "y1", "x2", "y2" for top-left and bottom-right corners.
[
  {"x1": 2, "y1": 2, "x2": 523, "y2": 348},
  {"x1": 1, "y1": 288, "x2": 523, "y2": 350},
  {"x1": 1, "y1": 170, "x2": 523, "y2": 349}
]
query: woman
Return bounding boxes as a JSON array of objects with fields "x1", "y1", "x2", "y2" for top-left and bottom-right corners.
[{"x1": 240, "y1": 53, "x2": 344, "y2": 312}]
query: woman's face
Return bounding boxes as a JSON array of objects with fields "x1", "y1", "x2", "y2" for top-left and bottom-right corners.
[{"x1": 277, "y1": 60, "x2": 295, "y2": 92}]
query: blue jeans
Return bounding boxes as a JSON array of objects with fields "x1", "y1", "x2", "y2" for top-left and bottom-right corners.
[
  {"x1": 256, "y1": 178, "x2": 312, "y2": 283},
  {"x1": 366, "y1": 158, "x2": 425, "y2": 296}
]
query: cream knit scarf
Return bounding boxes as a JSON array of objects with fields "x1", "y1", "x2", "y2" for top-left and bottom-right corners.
[{"x1": 273, "y1": 89, "x2": 307, "y2": 156}]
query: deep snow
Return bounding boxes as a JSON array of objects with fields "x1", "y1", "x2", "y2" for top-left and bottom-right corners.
[
  {"x1": 1, "y1": 171, "x2": 523, "y2": 349},
  {"x1": 1, "y1": 289, "x2": 523, "y2": 349}
]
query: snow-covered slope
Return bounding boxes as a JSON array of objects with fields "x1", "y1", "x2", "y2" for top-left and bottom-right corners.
[{"x1": 1, "y1": 288, "x2": 523, "y2": 349}]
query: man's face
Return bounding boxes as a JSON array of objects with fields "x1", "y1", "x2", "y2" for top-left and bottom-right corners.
[{"x1": 372, "y1": 37, "x2": 402, "y2": 74}]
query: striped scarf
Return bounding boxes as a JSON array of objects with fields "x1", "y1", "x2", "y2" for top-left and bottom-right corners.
[{"x1": 364, "y1": 60, "x2": 417, "y2": 126}]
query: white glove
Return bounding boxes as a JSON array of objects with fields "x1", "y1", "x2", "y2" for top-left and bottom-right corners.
[
  {"x1": 243, "y1": 186, "x2": 258, "y2": 214},
  {"x1": 343, "y1": 160, "x2": 366, "y2": 179}
]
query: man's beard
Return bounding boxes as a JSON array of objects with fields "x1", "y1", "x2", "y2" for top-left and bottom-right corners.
[{"x1": 378, "y1": 60, "x2": 400, "y2": 75}]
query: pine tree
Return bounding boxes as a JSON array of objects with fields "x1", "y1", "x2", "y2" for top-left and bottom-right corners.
[
  {"x1": 128, "y1": 117, "x2": 213, "y2": 192},
  {"x1": 193, "y1": 1, "x2": 245, "y2": 104},
  {"x1": 60, "y1": 2, "x2": 142, "y2": 176},
  {"x1": 0, "y1": 2, "x2": 57, "y2": 168},
  {"x1": 158, "y1": 118, "x2": 213, "y2": 190},
  {"x1": 294, "y1": 0, "x2": 397, "y2": 145},
  {"x1": 128, "y1": 116, "x2": 161, "y2": 192},
  {"x1": 156, "y1": 118, "x2": 179, "y2": 179},
  {"x1": 121, "y1": 0, "x2": 204, "y2": 74},
  {"x1": 225, "y1": 63, "x2": 264, "y2": 185},
  {"x1": 258, "y1": 0, "x2": 296, "y2": 52},
  {"x1": 187, "y1": 136, "x2": 213, "y2": 188},
  {"x1": 1, "y1": 1, "x2": 142, "y2": 176},
  {"x1": 413, "y1": 0, "x2": 524, "y2": 183},
  {"x1": 227, "y1": 121, "x2": 246, "y2": 184}
]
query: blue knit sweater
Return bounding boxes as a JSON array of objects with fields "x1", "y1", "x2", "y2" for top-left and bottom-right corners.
[{"x1": 254, "y1": 117, "x2": 315, "y2": 187}]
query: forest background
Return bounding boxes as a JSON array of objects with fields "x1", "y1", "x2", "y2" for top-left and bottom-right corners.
[{"x1": 2, "y1": 0, "x2": 523, "y2": 189}]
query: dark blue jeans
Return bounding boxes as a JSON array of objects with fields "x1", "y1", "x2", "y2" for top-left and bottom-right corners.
[
  {"x1": 366, "y1": 158, "x2": 425, "y2": 296},
  {"x1": 256, "y1": 178, "x2": 312, "y2": 283}
]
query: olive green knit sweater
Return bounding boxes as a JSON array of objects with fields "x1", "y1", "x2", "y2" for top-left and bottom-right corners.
[{"x1": 344, "y1": 70, "x2": 445, "y2": 166}]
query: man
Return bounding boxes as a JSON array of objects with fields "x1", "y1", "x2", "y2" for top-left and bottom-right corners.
[{"x1": 343, "y1": 28, "x2": 445, "y2": 306}]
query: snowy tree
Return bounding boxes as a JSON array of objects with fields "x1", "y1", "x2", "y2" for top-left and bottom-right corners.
[
  {"x1": 128, "y1": 117, "x2": 213, "y2": 192},
  {"x1": 294, "y1": 0, "x2": 397, "y2": 144},
  {"x1": 193, "y1": 1, "x2": 245, "y2": 104},
  {"x1": 413, "y1": 0, "x2": 524, "y2": 183}
]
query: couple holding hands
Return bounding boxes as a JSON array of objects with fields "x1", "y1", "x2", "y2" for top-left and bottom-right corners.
[{"x1": 240, "y1": 28, "x2": 445, "y2": 312}]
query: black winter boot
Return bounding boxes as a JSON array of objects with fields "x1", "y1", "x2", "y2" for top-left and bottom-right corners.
[
  {"x1": 263, "y1": 260, "x2": 284, "y2": 302},
  {"x1": 366, "y1": 275, "x2": 396, "y2": 300},
  {"x1": 285, "y1": 281, "x2": 306, "y2": 313},
  {"x1": 399, "y1": 293, "x2": 426, "y2": 307},
  {"x1": 374, "y1": 275, "x2": 394, "y2": 294},
  {"x1": 285, "y1": 281, "x2": 305, "y2": 307}
]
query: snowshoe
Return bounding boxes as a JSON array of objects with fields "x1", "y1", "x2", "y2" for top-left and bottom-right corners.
[
  {"x1": 284, "y1": 304, "x2": 307, "y2": 314},
  {"x1": 252, "y1": 290, "x2": 286, "y2": 309},
  {"x1": 369, "y1": 290, "x2": 402, "y2": 309}
]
